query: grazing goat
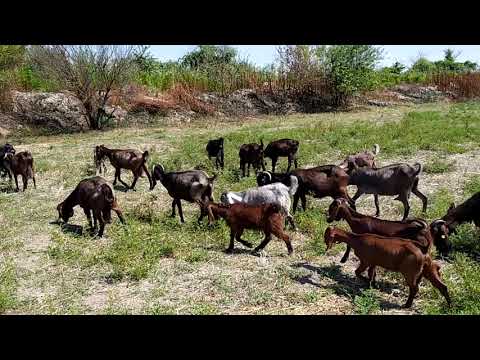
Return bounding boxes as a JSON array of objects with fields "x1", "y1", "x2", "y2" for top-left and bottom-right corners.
[
  {"x1": 206, "y1": 137, "x2": 224, "y2": 170},
  {"x1": 264, "y1": 138, "x2": 299, "y2": 173},
  {"x1": 436, "y1": 192, "x2": 480, "y2": 251},
  {"x1": 94, "y1": 145, "x2": 153, "y2": 191},
  {"x1": 220, "y1": 176, "x2": 298, "y2": 229},
  {"x1": 324, "y1": 227, "x2": 451, "y2": 308},
  {"x1": 326, "y1": 198, "x2": 451, "y2": 263},
  {"x1": 56, "y1": 176, "x2": 125, "y2": 237},
  {"x1": 151, "y1": 164, "x2": 216, "y2": 223},
  {"x1": 206, "y1": 202, "x2": 292, "y2": 255},
  {"x1": 339, "y1": 144, "x2": 380, "y2": 172},
  {"x1": 3, "y1": 151, "x2": 36, "y2": 192},
  {"x1": 239, "y1": 140, "x2": 266, "y2": 177},
  {"x1": 0, "y1": 143, "x2": 15, "y2": 179},
  {"x1": 289, "y1": 165, "x2": 354, "y2": 213},
  {"x1": 348, "y1": 162, "x2": 427, "y2": 221}
]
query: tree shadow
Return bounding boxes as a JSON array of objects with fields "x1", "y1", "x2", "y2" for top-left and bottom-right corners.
[{"x1": 291, "y1": 262, "x2": 403, "y2": 309}]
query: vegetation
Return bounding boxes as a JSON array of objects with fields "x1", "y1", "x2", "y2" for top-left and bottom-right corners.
[{"x1": 2, "y1": 103, "x2": 480, "y2": 314}]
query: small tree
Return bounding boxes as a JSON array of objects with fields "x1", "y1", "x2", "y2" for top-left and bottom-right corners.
[
  {"x1": 181, "y1": 45, "x2": 237, "y2": 69},
  {"x1": 29, "y1": 45, "x2": 144, "y2": 130},
  {"x1": 319, "y1": 45, "x2": 383, "y2": 106},
  {"x1": 0, "y1": 45, "x2": 26, "y2": 110}
]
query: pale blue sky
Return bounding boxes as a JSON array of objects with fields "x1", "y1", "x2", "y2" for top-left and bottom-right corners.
[{"x1": 149, "y1": 45, "x2": 480, "y2": 68}]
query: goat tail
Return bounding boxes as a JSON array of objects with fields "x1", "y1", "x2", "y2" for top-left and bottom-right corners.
[
  {"x1": 373, "y1": 144, "x2": 380, "y2": 155},
  {"x1": 26, "y1": 157, "x2": 35, "y2": 179},
  {"x1": 413, "y1": 162, "x2": 423, "y2": 177},
  {"x1": 288, "y1": 175, "x2": 299, "y2": 196}
]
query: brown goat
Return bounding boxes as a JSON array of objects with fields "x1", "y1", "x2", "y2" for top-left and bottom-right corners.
[
  {"x1": 3, "y1": 151, "x2": 36, "y2": 192},
  {"x1": 206, "y1": 202, "x2": 292, "y2": 255},
  {"x1": 239, "y1": 141, "x2": 266, "y2": 177},
  {"x1": 94, "y1": 145, "x2": 153, "y2": 191},
  {"x1": 326, "y1": 198, "x2": 451, "y2": 262},
  {"x1": 339, "y1": 144, "x2": 380, "y2": 172},
  {"x1": 324, "y1": 226, "x2": 451, "y2": 308},
  {"x1": 290, "y1": 165, "x2": 354, "y2": 213},
  {"x1": 57, "y1": 176, "x2": 125, "y2": 237}
]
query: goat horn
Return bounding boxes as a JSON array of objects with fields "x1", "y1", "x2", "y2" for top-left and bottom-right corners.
[
  {"x1": 432, "y1": 219, "x2": 446, "y2": 225},
  {"x1": 265, "y1": 171, "x2": 272, "y2": 182}
]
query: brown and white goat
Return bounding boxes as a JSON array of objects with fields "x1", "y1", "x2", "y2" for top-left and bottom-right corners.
[
  {"x1": 94, "y1": 145, "x2": 153, "y2": 191},
  {"x1": 3, "y1": 151, "x2": 36, "y2": 192},
  {"x1": 57, "y1": 176, "x2": 125, "y2": 237},
  {"x1": 206, "y1": 202, "x2": 292, "y2": 255},
  {"x1": 324, "y1": 226, "x2": 451, "y2": 308}
]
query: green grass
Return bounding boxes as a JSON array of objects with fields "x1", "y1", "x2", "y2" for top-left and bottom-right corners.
[
  {"x1": 464, "y1": 175, "x2": 480, "y2": 196},
  {"x1": 0, "y1": 261, "x2": 17, "y2": 314},
  {"x1": 353, "y1": 289, "x2": 380, "y2": 315},
  {"x1": 424, "y1": 158, "x2": 456, "y2": 174}
]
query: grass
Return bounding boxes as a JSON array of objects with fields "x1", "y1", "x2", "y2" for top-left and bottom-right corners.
[
  {"x1": 2, "y1": 101, "x2": 480, "y2": 314},
  {"x1": 424, "y1": 158, "x2": 456, "y2": 174},
  {"x1": 0, "y1": 261, "x2": 17, "y2": 314}
]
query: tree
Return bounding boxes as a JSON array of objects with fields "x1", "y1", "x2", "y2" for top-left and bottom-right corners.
[
  {"x1": 0, "y1": 45, "x2": 26, "y2": 110},
  {"x1": 181, "y1": 45, "x2": 237, "y2": 69},
  {"x1": 410, "y1": 57, "x2": 435, "y2": 74},
  {"x1": 29, "y1": 45, "x2": 144, "y2": 129},
  {"x1": 319, "y1": 45, "x2": 383, "y2": 105}
]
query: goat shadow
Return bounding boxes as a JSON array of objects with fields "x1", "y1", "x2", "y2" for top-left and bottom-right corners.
[
  {"x1": 0, "y1": 182, "x2": 16, "y2": 193},
  {"x1": 291, "y1": 262, "x2": 402, "y2": 309},
  {"x1": 50, "y1": 220, "x2": 84, "y2": 236},
  {"x1": 113, "y1": 184, "x2": 130, "y2": 193}
]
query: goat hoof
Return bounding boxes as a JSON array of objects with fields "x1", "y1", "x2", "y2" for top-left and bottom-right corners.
[{"x1": 225, "y1": 248, "x2": 234, "y2": 254}]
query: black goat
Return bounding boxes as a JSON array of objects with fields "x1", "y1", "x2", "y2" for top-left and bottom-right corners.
[
  {"x1": 264, "y1": 138, "x2": 299, "y2": 173},
  {"x1": 3, "y1": 151, "x2": 36, "y2": 192},
  {"x1": 0, "y1": 143, "x2": 15, "y2": 179},
  {"x1": 348, "y1": 162, "x2": 427, "y2": 221},
  {"x1": 57, "y1": 176, "x2": 125, "y2": 237},
  {"x1": 152, "y1": 164, "x2": 216, "y2": 223},
  {"x1": 239, "y1": 140, "x2": 266, "y2": 177},
  {"x1": 256, "y1": 171, "x2": 294, "y2": 188},
  {"x1": 206, "y1": 137, "x2": 224, "y2": 170},
  {"x1": 440, "y1": 192, "x2": 480, "y2": 247}
]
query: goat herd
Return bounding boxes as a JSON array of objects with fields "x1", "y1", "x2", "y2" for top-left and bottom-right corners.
[{"x1": 2, "y1": 136, "x2": 480, "y2": 310}]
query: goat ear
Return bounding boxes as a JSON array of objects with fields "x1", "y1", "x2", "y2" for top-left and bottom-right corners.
[{"x1": 448, "y1": 203, "x2": 455, "y2": 212}]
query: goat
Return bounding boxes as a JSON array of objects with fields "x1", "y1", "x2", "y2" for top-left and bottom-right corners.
[
  {"x1": 0, "y1": 143, "x2": 15, "y2": 179},
  {"x1": 94, "y1": 145, "x2": 153, "y2": 191},
  {"x1": 324, "y1": 226, "x2": 451, "y2": 308},
  {"x1": 239, "y1": 140, "x2": 266, "y2": 177},
  {"x1": 206, "y1": 137, "x2": 224, "y2": 170},
  {"x1": 264, "y1": 138, "x2": 299, "y2": 173},
  {"x1": 206, "y1": 202, "x2": 292, "y2": 255},
  {"x1": 3, "y1": 151, "x2": 36, "y2": 192},
  {"x1": 220, "y1": 176, "x2": 298, "y2": 229},
  {"x1": 56, "y1": 176, "x2": 125, "y2": 237},
  {"x1": 151, "y1": 164, "x2": 216, "y2": 223},
  {"x1": 256, "y1": 170, "x2": 294, "y2": 188},
  {"x1": 437, "y1": 192, "x2": 480, "y2": 250},
  {"x1": 326, "y1": 198, "x2": 451, "y2": 263},
  {"x1": 339, "y1": 144, "x2": 380, "y2": 171},
  {"x1": 289, "y1": 165, "x2": 354, "y2": 213},
  {"x1": 348, "y1": 162, "x2": 427, "y2": 221}
]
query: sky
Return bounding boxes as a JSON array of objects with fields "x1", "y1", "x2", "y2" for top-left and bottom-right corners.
[{"x1": 149, "y1": 45, "x2": 480, "y2": 68}]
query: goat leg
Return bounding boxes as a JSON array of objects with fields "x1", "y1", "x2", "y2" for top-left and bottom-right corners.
[
  {"x1": 252, "y1": 233, "x2": 272, "y2": 255},
  {"x1": 14, "y1": 175, "x2": 19, "y2": 192},
  {"x1": 113, "y1": 205, "x2": 126, "y2": 225},
  {"x1": 412, "y1": 181, "x2": 428, "y2": 213},
  {"x1": 22, "y1": 175, "x2": 28, "y2": 191},
  {"x1": 117, "y1": 171, "x2": 130, "y2": 191},
  {"x1": 272, "y1": 226, "x2": 293, "y2": 255},
  {"x1": 236, "y1": 230, "x2": 253, "y2": 249},
  {"x1": 177, "y1": 199, "x2": 185, "y2": 223},
  {"x1": 355, "y1": 261, "x2": 369, "y2": 283},
  {"x1": 130, "y1": 173, "x2": 139, "y2": 191},
  {"x1": 340, "y1": 245, "x2": 351, "y2": 264},
  {"x1": 286, "y1": 214, "x2": 296, "y2": 231},
  {"x1": 396, "y1": 194, "x2": 410, "y2": 221},
  {"x1": 374, "y1": 194, "x2": 380, "y2": 217},
  {"x1": 113, "y1": 168, "x2": 120, "y2": 186},
  {"x1": 294, "y1": 156, "x2": 298, "y2": 169},
  {"x1": 271, "y1": 157, "x2": 277, "y2": 173},
  {"x1": 367, "y1": 266, "x2": 377, "y2": 288},
  {"x1": 83, "y1": 208, "x2": 94, "y2": 231},
  {"x1": 171, "y1": 199, "x2": 177, "y2": 217},
  {"x1": 422, "y1": 262, "x2": 451, "y2": 307},
  {"x1": 286, "y1": 156, "x2": 293, "y2": 173},
  {"x1": 225, "y1": 231, "x2": 235, "y2": 253},
  {"x1": 142, "y1": 165, "x2": 154, "y2": 191}
]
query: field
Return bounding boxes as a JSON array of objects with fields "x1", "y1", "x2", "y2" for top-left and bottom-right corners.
[{"x1": 2, "y1": 101, "x2": 480, "y2": 315}]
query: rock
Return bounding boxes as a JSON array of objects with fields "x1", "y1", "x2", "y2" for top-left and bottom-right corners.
[
  {"x1": 104, "y1": 105, "x2": 128, "y2": 125},
  {"x1": 0, "y1": 126, "x2": 9, "y2": 138},
  {"x1": 12, "y1": 91, "x2": 90, "y2": 131}
]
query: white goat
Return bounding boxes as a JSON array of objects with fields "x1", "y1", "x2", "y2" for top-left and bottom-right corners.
[{"x1": 220, "y1": 175, "x2": 298, "y2": 229}]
